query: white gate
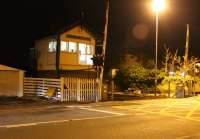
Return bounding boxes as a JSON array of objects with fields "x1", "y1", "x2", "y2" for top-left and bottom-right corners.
[
  {"x1": 62, "y1": 77, "x2": 100, "y2": 102},
  {"x1": 24, "y1": 77, "x2": 61, "y2": 97}
]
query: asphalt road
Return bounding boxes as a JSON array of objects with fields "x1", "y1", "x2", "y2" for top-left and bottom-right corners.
[{"x1": 1, "y1": 97, "x2": 200, "y2": 139}]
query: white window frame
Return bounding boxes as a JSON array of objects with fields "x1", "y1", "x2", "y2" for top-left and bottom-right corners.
[
  {"x1": 48, "y1": 41, "x2": 57, "y2": 52},
  {"x1": 68, "y1": 42, "x2": 77, "y2": 52},
  {"x1": 78, "y1": 43, "x2": 94, "y2": 65}
]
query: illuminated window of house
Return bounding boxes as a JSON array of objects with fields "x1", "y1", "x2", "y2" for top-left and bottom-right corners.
[
  {"x1": 61, "y1": 41, "x2": 69, "y2": 51},
  {"x1": 68, "y1": 42, "x2": 77, "y2": 52},
  {"x1": 79, "y1": 43, "x2": 87, "y2": 54},
  {"x1": 61, "y1": 41, "x2": 77, "y2": 52},
  {"x1": 79, "y1": 43, "x2": 94, "y2": 65},
  {"x1": 48, "y1": 41, "x2": 57, "y2": 52},
  {"x1": 86, "y1": 54, "x2": 93, "y2": 65},
  {"x1": 86, "y1": 45, "x2": 94, "y2": 65}
]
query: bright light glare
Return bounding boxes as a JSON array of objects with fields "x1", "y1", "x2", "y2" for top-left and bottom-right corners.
[
  {"x1": 152, "y1": 0, "x2": 166, "y2": 12},
  {"x1": 181, "y1": 72, "x2": 185, "y2": 77},
  {"x1": 169, "y1": 71, "x2": 175, "y2": 76}
]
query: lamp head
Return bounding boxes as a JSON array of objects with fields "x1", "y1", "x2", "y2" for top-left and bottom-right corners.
[{"x1": 152, "y1": 0, "x2": 166, "y2": 12}]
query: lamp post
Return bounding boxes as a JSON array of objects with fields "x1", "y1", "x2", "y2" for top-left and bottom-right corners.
[
  {"x1": 155, "y1": 10, "x2": 158, "y2": 96},
  {"x1": 152, "y1": 0, "x2": 166, "y2": 95},
  {"x1": 181, "y1": 72, "x2": 186, "y2": 97},
  {"x1": 168, "y1": 71, "x2": 175, "y2": 98}
]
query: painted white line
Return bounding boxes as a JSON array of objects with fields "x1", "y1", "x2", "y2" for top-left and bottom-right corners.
[
  {"x1": 65, "y1": 105, "x2": 91, "y2": 108},
  {"x1": 71, "y1": 115, "x2": 124, "y2": 121},
  {"x1": 0, "y1": 119, "x2": 70, "y2": 128},
  {"x1": 0, "y1": 115, "x2": 125, "y2": 129},
  {"x1": 0, "y1": 105, "x2": 91, "y2": 113},
  {"x1": 80, "y1": 107, "x2": 126, "y2": 116},
  {"x1": 176, "y1": 135, "x2": 190, "y2": 139},
  {"x1": 5, "y1": 123, "x2": 37, "y2": 128},
  {"x1": 0, "y1": 106, "x2": 65, "y2": 112}
]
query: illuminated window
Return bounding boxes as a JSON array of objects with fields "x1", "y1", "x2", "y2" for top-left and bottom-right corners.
[
  {"x1": 61, "y1": 41, "x2": 78, "y2": 52},
  {"x1": 79, "y1": 43, "x2": 94, "y2": 65},
  {"x1": 61, "y1": 41, "x2": 69, "y2": 51},
  {"x1": 79, "y1": 43, "x2": 87, "y2": 54},
  {"x1": 80, "y1": 55, "x2": 87, "y2": 64},
  {"x1": 48, "y1": 41, "x2": 57, "y2": 52},
  {"x1": 69, "y1": 42, "x2": 77, "y2": 52},
  {"x1": 86, "y1": 55, "x2": 93, "y2": 65}
]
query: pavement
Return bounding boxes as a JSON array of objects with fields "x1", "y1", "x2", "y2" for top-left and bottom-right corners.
[{"x1": 1, "y1": 97, "x2": 200, "y2": 138}]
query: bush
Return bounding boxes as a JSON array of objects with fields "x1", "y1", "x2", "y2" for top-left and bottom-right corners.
[{"x1": 114, "y1": 64, "x2": 156, "y2": 91}]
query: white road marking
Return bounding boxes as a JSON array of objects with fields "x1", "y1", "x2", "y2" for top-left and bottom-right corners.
[
  {"x1": 80, "y1": 107, "x2": 126, "y2": 116},
  {"x1": 0, "y1": 120, "x2": 70, "y2": 128},
  {"x1": 176, "y1": 135, "x2": 190, "y2": 139},
  {"x1": 65, "y1": 105, "x2": 91, "y2": 108},
  {"x1": 0, "y1": 115, "x2": 124, "y2": 129},
  {"x1": 0, "y1": 107, "x2": 126, "y2": 128}
]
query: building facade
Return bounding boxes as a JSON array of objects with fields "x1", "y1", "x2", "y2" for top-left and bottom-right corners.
[
  {"x1": 35, "y1": 24, "x2": 101, "y2": 77},
  {"x1": 33, "y1": 23, "x2": 103, "y2": 102}
]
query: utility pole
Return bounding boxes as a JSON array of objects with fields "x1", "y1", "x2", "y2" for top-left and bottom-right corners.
[
  {"x1": 99, "y1": 0, "x2": 110, "y2": 100},
  {"x1": 56, "y1": 33, "x2": 61, "y2": 78},
  {"x1": 182, "y1": 24, "x2": 190, "y2": 97},
  {"x1": 183, "y1": 24, "x2": 190, "y2": 72}
]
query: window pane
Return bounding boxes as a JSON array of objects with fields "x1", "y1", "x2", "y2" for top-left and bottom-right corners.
[
  {"x1": 79, "y1": 43, "x2": 86, "y2": 54},
  {"x1": 86, "y1": 55, "x2": 93, "y2": 65},
  {"x1": 80, "y1": 55, "x2": 87, "y2": 64},
  {"x1": 69, "y1": 42, "x2": 77, "y2": 52},
  {"x1": 87, "y1": 45, "x2": 93, "y2": 55},
  {"x1": 48, "y1": 41, "x2": 57, "y2": 52},
  {"x1": 61, "y1": 41, "x2": 68, "y2": 51}
]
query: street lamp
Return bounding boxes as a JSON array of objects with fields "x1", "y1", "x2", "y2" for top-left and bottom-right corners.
[
  {"x1": 152, "y1": 0, "x2": 166, "y2": 12},
  {"x1": 152, "y1": 0, "x2": 166, "y2": 95}
]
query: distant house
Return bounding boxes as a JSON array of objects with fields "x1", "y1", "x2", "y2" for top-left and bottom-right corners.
[{"x1": 34, "y1": 23, "x2": 102, "y2": 78}]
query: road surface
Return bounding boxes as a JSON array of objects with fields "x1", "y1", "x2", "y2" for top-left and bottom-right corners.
[{"x1": 1, "y1": 97, "x2": 200, "y2": 138}]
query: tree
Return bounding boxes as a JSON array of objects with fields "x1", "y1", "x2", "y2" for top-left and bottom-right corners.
[
  {"x1": 114, "y1": 64, "x2": 156, "y2": 91},
  {"x1": 162, "y1": 47, "x2": 171, "y2": 74},
  {"x1": 158, "y1": 31, "x2": 200, "y2": 97}
]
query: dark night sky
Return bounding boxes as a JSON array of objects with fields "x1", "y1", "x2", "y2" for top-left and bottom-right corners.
[{"x1": 1, "y1": 0, "x2": 200, "y2": 70}]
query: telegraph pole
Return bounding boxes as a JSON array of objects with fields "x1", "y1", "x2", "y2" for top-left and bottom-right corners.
[
  {"x1": 56, "y1": 33, "x2": 61, "y2": 78},
  {"x1": 99, "y1": 0, "x2": 110, "y2": 100},
  {"x1": 183, "y1": 24, "x2": 190, "y2": 72}
]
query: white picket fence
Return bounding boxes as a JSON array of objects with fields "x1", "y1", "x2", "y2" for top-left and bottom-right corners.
[
  {"x1": 24, "y1": 77, "x2": 101, "y2": 102},
  {"x1": 24, "y1": 77, "x2": 61, "y2": 97}
]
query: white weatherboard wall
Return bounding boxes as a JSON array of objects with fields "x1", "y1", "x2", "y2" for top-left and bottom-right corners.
[{"x1": 0, "y1": 65, "x2": 24, "y2": 97}]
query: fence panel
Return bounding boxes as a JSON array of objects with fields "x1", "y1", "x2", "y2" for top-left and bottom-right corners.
[
  {"x1": 62, "y1": 76, "x2": 100, "y2": 102},
  {"x1": 24, "y1": 77, "x2": 61, "y2": 97},
  {"x1": 24, "y1": 76, "x2": 101, "y2": 102}
]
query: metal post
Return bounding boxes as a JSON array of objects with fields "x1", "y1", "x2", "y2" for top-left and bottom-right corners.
[
  {"x1": 96, "y1": 66, "x2": 100, "y2": 102},
  {"x1": 155, "y1": 11, "x2": 159, "y2": 96},
  {"x1": 168, "y1": 81, "x2": 170, "y2": 98},
  {"x1": 111, "y1": 78, "x2": 114, "y2": 100}
]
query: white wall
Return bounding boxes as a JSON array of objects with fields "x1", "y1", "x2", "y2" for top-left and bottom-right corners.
[{"x1": 0, "y1": 71, "x2": 24, "y2": 97}]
